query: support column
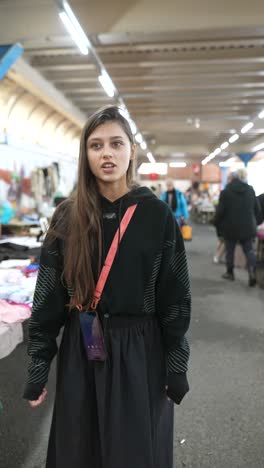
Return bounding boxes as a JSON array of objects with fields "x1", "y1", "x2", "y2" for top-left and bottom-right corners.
[
  {"x1": 220, "y1": 166, "x2": 228, "y2": 189},
  {"x1": 237, "y1": 152, "x2": 256, "y2": 167}
]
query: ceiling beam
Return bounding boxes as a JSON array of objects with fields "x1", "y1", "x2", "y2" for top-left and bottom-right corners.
[
  {"x1": 43, "y1": 69, "x2": 264, "y2": 81},
  {"x1": 64, "y1": 83, "x2": 264, "y2": 95},
  {"x1": 14, "y1": 26, "x2": 264, "y2": 49},
  {"x1": 7, "y1": 56, "x2": 86, "y2": 127},
  {"x1": 23, "y1": 37, "x2": 264, "y2": 57},
  {"x1": 55, "y1": 75, "x2": 264, "y2": 87},
  {"x1": 32, "y1": 47, "x2": 264, "y2": 69}
]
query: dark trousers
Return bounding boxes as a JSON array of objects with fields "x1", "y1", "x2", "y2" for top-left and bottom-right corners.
[{"x1": 225, "y1": 239, "x2": 256, "y2": 274}]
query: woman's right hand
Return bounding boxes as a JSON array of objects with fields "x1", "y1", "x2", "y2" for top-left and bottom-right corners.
[{"x1": 29, "y1": 388, "x2": 47, "y2": 408}]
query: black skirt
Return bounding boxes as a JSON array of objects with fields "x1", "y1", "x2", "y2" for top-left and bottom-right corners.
[{"x1": 46, "y1": 312, "x2": 174, "y2": 468}]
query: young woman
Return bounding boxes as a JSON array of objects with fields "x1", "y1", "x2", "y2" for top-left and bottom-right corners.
[{"x1": 24, "y1": 106, "x2": 191, "y2": 468}]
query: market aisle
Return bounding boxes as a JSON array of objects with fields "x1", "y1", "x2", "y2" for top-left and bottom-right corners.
[
  {"x1": 0, "y1": 339, "x2": 55, "y2": 468},
  {"x1": 174, "y1": 223, "x2": 264, "y2": 468},
  {"x1": 0, "y1": 223, "x2": 263, "y2": 468}
]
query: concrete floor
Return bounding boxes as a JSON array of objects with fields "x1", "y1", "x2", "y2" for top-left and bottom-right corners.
[
  {"x1": 175, "y1": 224, "x2": 264, "y2": 468},
  {"x1": 0, "y1": 223, "x2": 263, "y2": 468}
]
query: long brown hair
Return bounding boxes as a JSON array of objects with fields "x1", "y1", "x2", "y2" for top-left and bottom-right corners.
[{"x1": 48, "y1": 105, "x2": 135, "y2": 309}]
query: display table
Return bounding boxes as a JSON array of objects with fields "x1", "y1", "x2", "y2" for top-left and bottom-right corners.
[
  {"x1": 0, "y1": 236, "x2": 41, "y2": 249},
  {"x1": 0, "y1": 252, "x2": 38, "y2": 360},
  {"x1": 198, "y1": 206, "x2": 215, "y2": 224},
  {"x1": 1, "y1": 220, "x2": 40, "y2": 237},
  {"x1": 191, "y1": 203, "x2": 215, "y2": 224}
]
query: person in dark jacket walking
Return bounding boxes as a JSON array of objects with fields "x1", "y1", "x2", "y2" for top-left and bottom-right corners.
[
  {"x1": 257, "y1": 193, "x2": 264, "y2": 223},
  {"x1": 23, "y1": 106, "x2": 191, "y2": 468},
  {"x1": 215, "y1": 169, "x2": 261, "y2": 286}
]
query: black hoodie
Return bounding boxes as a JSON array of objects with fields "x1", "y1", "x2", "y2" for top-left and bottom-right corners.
[
  {"x1": 24, "y1": 187, "x2": 191, "y2": 403},
  {"x1": 215, "y1": 178, "x2": 261, "y2": 241}
]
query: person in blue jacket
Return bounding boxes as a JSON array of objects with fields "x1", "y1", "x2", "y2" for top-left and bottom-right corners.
[{"x1": 161, "y1": 179, "x2": 189, "y2": 225}]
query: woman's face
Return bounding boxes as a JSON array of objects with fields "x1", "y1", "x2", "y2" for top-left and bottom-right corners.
[{"x1": 87, "y1": 121, "x2": 135, "y2": 187}]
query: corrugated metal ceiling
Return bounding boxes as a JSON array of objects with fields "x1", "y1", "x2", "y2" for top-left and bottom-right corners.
[{"x1": 1, "y1": 0, "x2": 264, "y2": 163}]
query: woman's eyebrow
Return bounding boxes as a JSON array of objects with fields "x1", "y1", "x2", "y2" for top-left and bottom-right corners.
[
  {"x1": 88, "y1": 135, "x2": 124, "y2": 142},
  {"x1": 110, "y1": 135, "x2": 124, "y2": 139},
  {"x1": 88, "y1": 137, "x2": 101, "y2": 142}
]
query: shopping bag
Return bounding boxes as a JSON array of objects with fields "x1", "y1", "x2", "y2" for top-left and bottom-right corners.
[{"x1": 181, "y1": 224, "x2": 192, "y2": 241}]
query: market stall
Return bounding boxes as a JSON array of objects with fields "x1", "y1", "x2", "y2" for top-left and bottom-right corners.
[{"x1": 0, "y1": 253, "x2": 39, "y2": 359}]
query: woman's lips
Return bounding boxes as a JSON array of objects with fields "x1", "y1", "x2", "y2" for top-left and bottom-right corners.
[{"x1": 101, "y1": 163, "x2": 116, "y2": 173}]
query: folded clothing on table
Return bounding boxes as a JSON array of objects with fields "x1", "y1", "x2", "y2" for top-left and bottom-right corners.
[{"x1": 0, "y1": 299, "x2": 31, "y2": 324}]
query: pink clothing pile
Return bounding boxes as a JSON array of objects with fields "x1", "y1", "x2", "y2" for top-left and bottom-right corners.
[{"x1": 0, "y1": 299, "x2": 31, "y2": 324}]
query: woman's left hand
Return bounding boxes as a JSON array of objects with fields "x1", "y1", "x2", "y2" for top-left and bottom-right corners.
[{"x1": 165, "y1": 385, "x2": 171, "y2": 401}]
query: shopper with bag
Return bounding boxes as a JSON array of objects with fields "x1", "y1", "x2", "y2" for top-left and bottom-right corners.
[
  {"x1": 23, "y1": 106, "x2": 191, "y2": 468},
  {"x1": 161, "y1": 179, "x2": 189, "y2": 226}
]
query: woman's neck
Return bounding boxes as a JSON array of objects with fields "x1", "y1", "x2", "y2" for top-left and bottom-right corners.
[{"x1": 98, "y1": 181, "x2": 129, "y2": 202}]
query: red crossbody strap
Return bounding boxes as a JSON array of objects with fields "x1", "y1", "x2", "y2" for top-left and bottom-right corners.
[{"x1": 90, "y1": 203, "x2": 137, "y2": 310}]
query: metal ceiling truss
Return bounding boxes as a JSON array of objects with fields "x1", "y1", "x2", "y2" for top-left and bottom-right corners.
[{"x1": 1, "y1": 0, "x2": 264, "y2": 163}]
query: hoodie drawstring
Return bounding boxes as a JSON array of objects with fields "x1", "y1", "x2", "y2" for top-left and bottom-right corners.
[{"x1": 117, "y1": 198, "x2": 123, "y2": 260}]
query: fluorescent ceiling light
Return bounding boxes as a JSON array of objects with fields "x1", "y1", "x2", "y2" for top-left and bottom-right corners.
[
  {"x1": 118, "y1": 108, "x2": 137, "y2": 135},
  {"x1": 59, "y1": 11, "x2": 89, "y2": 55},
  {"x1": 219, "y1": 157, "x2": 235, "y2": 167},
  {"x1": 135, "y1": 133, "x2": 143, "y2": 144},
  {"x1": 170, "y1": 152, "x2": 185, "y2": 157},
  {"x1": 169, "y1": 162, "x2": 187, "y2": 168},
  {"x1": 214, "y1": 147, "x2": 221, "y2": 156},
  {"x1": 201, "y1": 156, "x2": 211, "y2": 165},
  {"x1": 229, "y1": 133, "x2": 239, "y2": 143},
  {"x1": 195, "y1": 118, "x2": 200, "y2": 129},
  {"x1": 241, "y1": 122, "x2": 254, "y2": 134},
  {"x1": 252, "y1": 142, "x2": 264, "y2": 152},
  {"x1": 203, "y1": 157, "x2": 210, "y2": 164},
  {"x1": 62, "y1": 1, "x2": 90, "y2": 47},
  {"x1": 220, "y1": 141, "x2": 229, "y2": 150},
  {"x1": 202, "y1": 151, "x2": 216, "y2": 165},
  {"x1": 119, "y1": 106, "x2": 130, "y2": 121},
  {"x1": 138, "y1": 162, "x2": 168, "y2": 175},
  {"x1": 147, "y1": 152, "x2": 156, "y2": 163},
  {"x1": 227, "y1": 157, "x2": 237, "y2": 164},
  {"x1": 118, "y1": 107, "x2": 137, "y2": 135},
  {"x1": 140, "y1": 141, "x2": 147, "y2": 150},
  {"x1": 129, "y1": 120, "x2": 137, "y2": 135},
  {"x1": 258, "y1": 110, "x2": 264, "y2": 119},
  {"x1": 98, "y1": 70, "x2": 115, "y2": 98},
  {"x1": 219, "y1": 158, "x2": 244, "y2": 169},
  {"x1": 147, "y1": 151, "x2": 156, "y2": 163}
]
